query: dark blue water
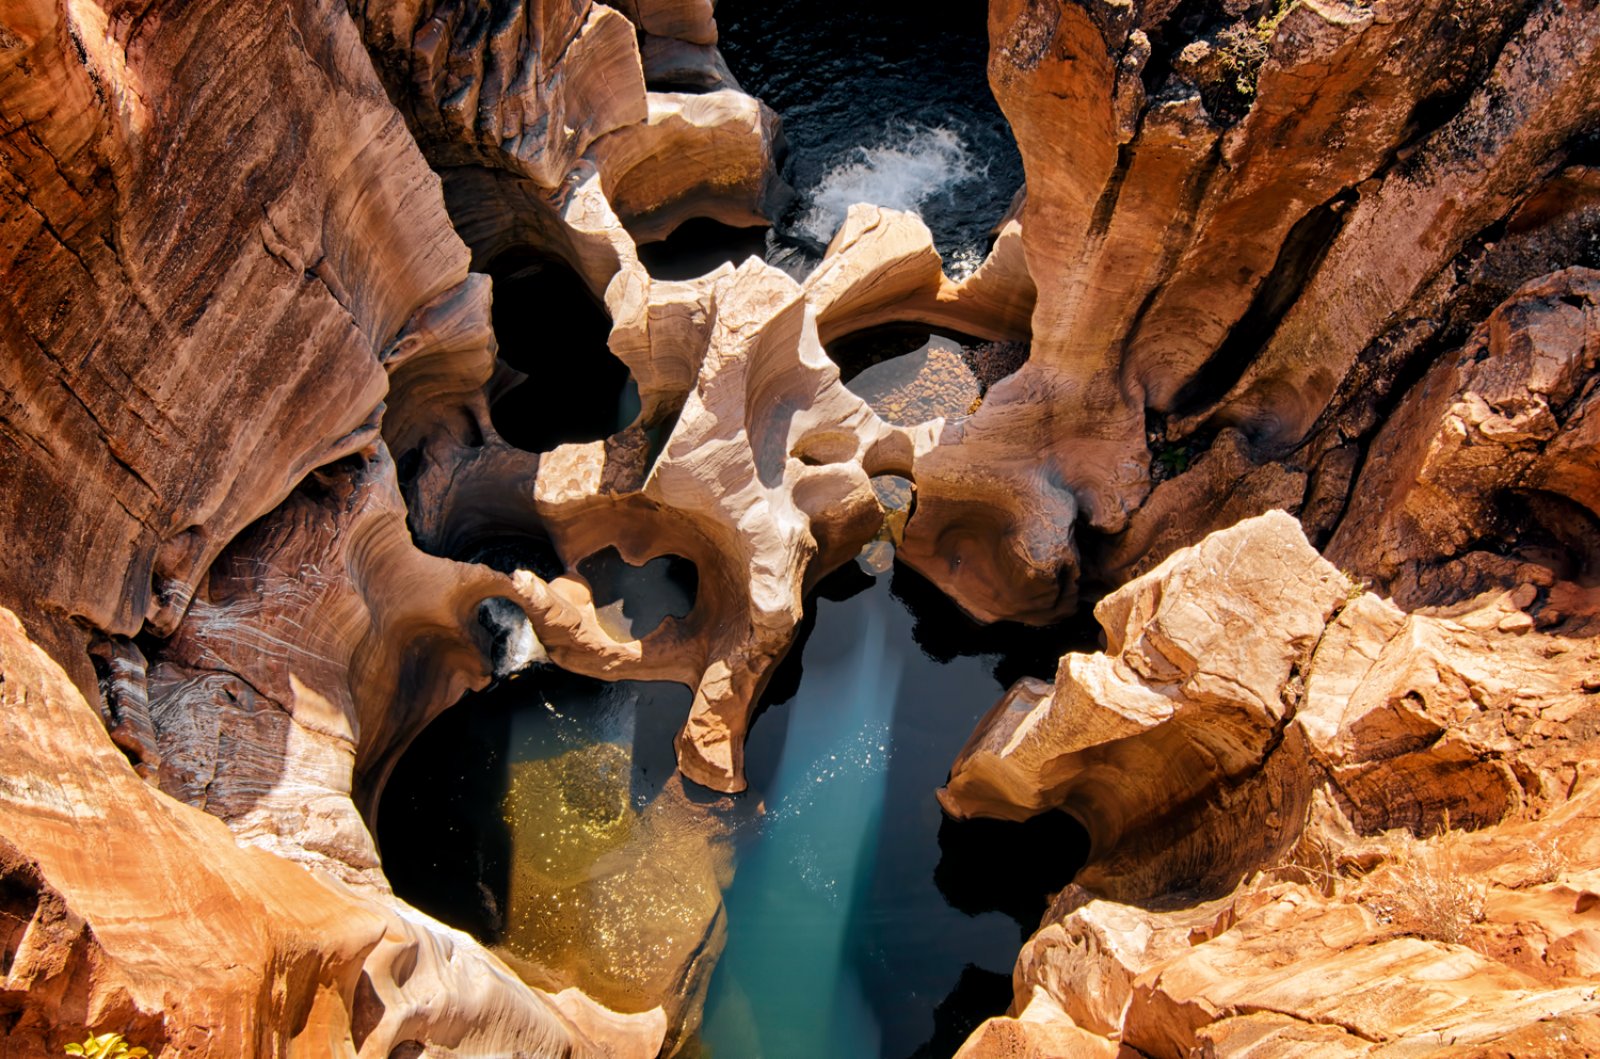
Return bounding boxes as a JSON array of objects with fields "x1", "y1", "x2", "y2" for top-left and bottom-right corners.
[{"x1": 716, "y1": 0, "x2": 1024, "y2": 277}]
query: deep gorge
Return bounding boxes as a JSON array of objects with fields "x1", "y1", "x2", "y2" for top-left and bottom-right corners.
[{"x1": 1, "y1": 0, "x2": 1599, "y2": 1056}]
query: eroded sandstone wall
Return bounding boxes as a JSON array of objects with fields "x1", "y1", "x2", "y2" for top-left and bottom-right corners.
[{"x1": 2, "y1": 0, "x2": 1598, "y2": 1052}]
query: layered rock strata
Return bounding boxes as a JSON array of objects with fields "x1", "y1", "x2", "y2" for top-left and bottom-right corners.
[
  {"x1": 947, "y1": 271, "x2": 1600, "y2": 1054},
  {"x1": 2, "y1": 0, "x2": 1599, "y2": 1050},
  {"x1": 900, "y1": 0, "x2": 1600, "y2": 626}
]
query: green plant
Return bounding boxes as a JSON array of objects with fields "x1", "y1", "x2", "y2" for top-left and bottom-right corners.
[
  {"x1": 1254, "y1": 0, "x2": 1300, "y2": 42},
  {"x1": 1154, "y1": 443, "x2": 1190, "y2": 475},
  {"x1": 64, "y1": 1033, "x2": 149, "y2": 1058},
  {"x1": 1215, "y1": 24, "x2": 1269, "y2": 98}
]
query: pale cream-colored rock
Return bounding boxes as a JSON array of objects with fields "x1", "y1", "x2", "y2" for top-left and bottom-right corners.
[
  {"x1": 953, "y1": 989, "x2": 1120, "y2": 1059},
  {"x1": 586, "y1": 90, "x2": 788, "y2": 243},
  {"x1": 940, "y1": 511, "x2": 1347, "y2": 888},
  {"x1": 954, "y1": 503, "x2": 1600, "y2": 1056},
  {"x1": 516, "y1": 257, "x2": 917, "y2": 792},
  {"x1": 806, "y1": 205, "x2": 1035, "y2": 346}
]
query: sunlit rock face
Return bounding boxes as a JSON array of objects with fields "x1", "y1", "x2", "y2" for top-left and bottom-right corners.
[
  {"x1": 948, "y1": 278, "x2": 1600, "y2": 1055},
  {"x1": 1, "y1": 0, "x2": 1599, "y2": 1051}
]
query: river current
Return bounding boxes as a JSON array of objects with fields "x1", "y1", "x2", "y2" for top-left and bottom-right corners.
[{"x1": 716, "y1": 0, "x2": 1024, "y2": 277}]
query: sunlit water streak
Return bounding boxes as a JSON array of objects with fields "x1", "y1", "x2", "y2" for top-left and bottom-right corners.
[
  {"x1": 697, "y1": 577, "x2": 1029, "y2": 1058},
  {"x1": 379, "y1": 573, "x2": 1091, "y2": 1058}
]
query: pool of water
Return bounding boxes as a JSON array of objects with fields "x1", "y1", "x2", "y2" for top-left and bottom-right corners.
[
  {"x1": 716, "y1": 0, "x2": 1024, "y2": 278},
  {"x1": 378, "y1": 565, "x2": 1090, "y2": 1057},
  {"x1": 695, "y1": 570, "x2": 1087, "y2": 1058}
]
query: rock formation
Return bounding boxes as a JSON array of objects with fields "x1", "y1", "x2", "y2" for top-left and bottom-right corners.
[
  {"x1": 1, "y1": 0, "x2": 1599, "y2": 1051},
  {"x1": 947, "y1": 271, "x2": 1600, "y2": 1054}
]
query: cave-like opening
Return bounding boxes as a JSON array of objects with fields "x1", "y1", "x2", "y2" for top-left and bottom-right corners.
[
  {"x1": 636, "y1": 217, "x2": 771, "y2": 281},
  {"x1": 485, "y1": 248, "x2": 639, "y2": 453},
  {"x1": 825, "y1": 325, "x2": 1029, "y2": 426}
]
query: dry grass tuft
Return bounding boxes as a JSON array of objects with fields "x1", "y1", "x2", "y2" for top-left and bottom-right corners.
[
  {"x1": 1523, "y1": 837, "x2": 1568, "y2": 887},
  {"x1": 1360, "y1": 818, "x2": 1488, "y2": 946}
]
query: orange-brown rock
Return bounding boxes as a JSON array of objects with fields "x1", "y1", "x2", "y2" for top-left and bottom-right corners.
[
  {"x1": 952, "y1": 506, "x2": 1600, "y2": 1054},
  {"x1": 1327, "y1": 268, "x2": 1600, "y2": 608},
  {"x1": 6, "y1": 0, "x2": 1600, "y2": 1050},
  {"x1": 0, "y1": 603, "x2": 664, "y2": 1056},
  {"x1": 900, "y1": 0, "x2": 1600, "y2": 626},
  {"x1": 0, "y1": 0, "x2": 716, "y2": 1049}
]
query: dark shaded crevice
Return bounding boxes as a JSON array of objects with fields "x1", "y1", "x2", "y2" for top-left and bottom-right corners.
[
  {"x1": 934, "y1": 811, "x2": 1091, "y2": 938},
  {"x1": 460, "y1": 533, "x2": 564, "y2": 581},
  {"x1": 1139, "y1": 0, "x2": 1226, "y2": 99},
  {"x1": 1386, "y1": 0, "x2": 1539, "y2": 183},
  {"x1": 1086, "y1": 144, "x2": 1135, "y2": 241},
  {"x1": 901, "y1": 965, "x2": 1016, "y2": 1059},
  {"x1": 375, "y1": 677, "x2": 517, "y2": 943},
  {"x1": 888, "y1": 562, "x2": 1102, "y2": 689},
  {"x1": 1167, "y1": 186, "x2": 1357, "y2": 421},
  {"x1": 827, "y1": 327, "x2": 946, "y2": 384},
  {"x1": 484, "y1": 248, "x2": 635, "y2": 454},
  {"x1": 1472, "y1": 489, "x2": 1600, "y2": 586},
  {"x1": 635, "y1": 217, "x2": 770, "y2": 280},
  {"x1": 575, "y1": 547, "x2": 698, "y2": 640},
  {"x1": 1301, "y1": 185, "x2": 1595, "y2": 551},
  {"x1": 1564, "y1": 128, "x2": 1600, "y2": 169}
]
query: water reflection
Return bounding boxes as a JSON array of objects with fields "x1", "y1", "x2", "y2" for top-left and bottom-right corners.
[{"x1": 379, "y1": 568, "x2": 1091, "y2": 1057}]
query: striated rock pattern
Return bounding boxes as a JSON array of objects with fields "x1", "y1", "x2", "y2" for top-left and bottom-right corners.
[
  {"x1": 951, "y1": 509, "x2": 1600, "y2": 1054},
  {"x1": 946, "y1": 275, "x2": 1600, "y2": 1051},
  {"x1": 2, "y1": 0, "x2": 1599, "y2": 1050},
  {"x1": 899, "y1": 0, "x2": 1600, "y2": 625}
]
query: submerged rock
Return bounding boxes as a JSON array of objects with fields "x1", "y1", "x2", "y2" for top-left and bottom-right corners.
[{"x1": 2, "y1": 0, "x2": 1599, "y2": 1050}]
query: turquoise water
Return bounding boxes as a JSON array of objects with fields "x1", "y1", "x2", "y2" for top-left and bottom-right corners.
[
  {"x1": 696, "y1": 572, "x2": 1082, "y2": 1058},
  {"x1": 379, "y1": 567, "x2": 1088, "y2": 1058}
]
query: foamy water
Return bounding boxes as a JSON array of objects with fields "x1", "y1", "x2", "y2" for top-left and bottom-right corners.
[{"x1": 795, "y1": 125, "x2": 988, "y2": 276}]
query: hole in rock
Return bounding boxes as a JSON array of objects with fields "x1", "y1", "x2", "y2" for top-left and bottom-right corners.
[
  {"x1": 459, "y1": 533, "x2": 564, "y2": 582},
  {"x1": 0, "y1": 874, "x2": 39, "y2": 978},
  {"x1": 1489, "y1": 489, "x2": 1600, "y2": 584},
  {"x1": 636, "y1": 217, "x2": 771, "y2": 281},
  {"x1": 376, "y1": 670, "x2": 700, "y2": 978},
  {"x1": 826, "y1": 326, "x2": 1028, "y2": 426},
  {"x1": 485, "y1": 249, "x2": 638, "y2": 452},
  {"x1": 478, "y1": 598, "x2": 541, "y2": 677},
  {"x1": 574, "y1": 547, "x2": 698, "y2": 641},
  {"x1": 717, "y1": 0, "x2": 1023, "y2": 277},
  {"x1": 378, "y1": 557, "x2": 1095, "y2": 1056}
]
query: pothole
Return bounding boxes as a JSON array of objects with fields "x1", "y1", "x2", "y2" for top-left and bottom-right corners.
[
  {"x1": 574, "y1": 547, "x2": 699, "y2": 642},
  {"x1": 826, "y1": 326, "x2": 1029, "y2": 425},
  {"x1": 484, "y1": 248, "x2": 639, "y2": 453},
  {"x1": 636, "y1": 217, "x2": 772, "y2": 281}
]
